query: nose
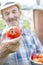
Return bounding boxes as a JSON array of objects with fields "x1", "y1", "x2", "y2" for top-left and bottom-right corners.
[{"x1": 9, "y1": 13, "x2": 14, "y2": 18}]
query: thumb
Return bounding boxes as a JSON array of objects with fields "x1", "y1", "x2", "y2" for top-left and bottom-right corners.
[{"x1": 1, "y1": 33, "x2": 6, "y2": 41}]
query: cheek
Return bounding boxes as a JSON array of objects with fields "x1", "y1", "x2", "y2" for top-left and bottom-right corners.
[
  {"x1": 15, "y1": 12, "x2": 20, "y2": 17},
  {"x1": 3, "y1": 16, "x2": 8, "y2": 21}
]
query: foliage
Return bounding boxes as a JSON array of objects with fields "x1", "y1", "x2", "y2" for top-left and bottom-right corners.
[{"x1": 0, "y1": 18, "x2": 6, "y2": 30}]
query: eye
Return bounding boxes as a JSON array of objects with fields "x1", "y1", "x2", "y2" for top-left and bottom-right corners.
[
  {"x1": 12, "y1": 10, "x2": 16, "y2": 14},
  {"x1": 4, "y1": 12, "x2": 9, "y2": 16}
]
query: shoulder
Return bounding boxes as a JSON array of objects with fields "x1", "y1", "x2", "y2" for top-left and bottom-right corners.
[
  {"x1": 21, "y1": 29, "x2": 37, "y2": 44},
  {"x1": 22, "y1": 29, "x2": 34, "y2": 36},
  {"x1": 21, "y1": 29, "x2": 35, "y2": 42}
]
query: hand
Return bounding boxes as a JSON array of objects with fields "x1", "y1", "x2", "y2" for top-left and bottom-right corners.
[
  {"x1": 4, "y1": 40, "x2": 20, "y2": 52},
  {"x1": 1, "y1": 33, "x2": 20, "y2": 55}
]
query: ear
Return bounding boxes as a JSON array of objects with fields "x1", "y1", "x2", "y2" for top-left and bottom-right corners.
[
  {"x1": 18, "y1": 11, "x2": 21, "y2": 18},
  {"x1": 2, "y1": 15, "x2": 4, "y2": 19},
  {"x1": 19, "y1": 11, "x2": 21, "y2": 16},
  {"x1": 1, "y1": 10, "x2": 5, "y2": 20},
  {"x1": 1, "y1": 11, "x2": 5, "y2": 20}
]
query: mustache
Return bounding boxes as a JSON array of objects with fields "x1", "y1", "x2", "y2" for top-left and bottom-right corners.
[{"x1": 8, "y1": 18, "x2": 17, "y2": 22}]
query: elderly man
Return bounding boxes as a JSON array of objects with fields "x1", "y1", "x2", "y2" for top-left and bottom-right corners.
[{"x1": 0, "y1": 1, "x2": 43, "y2": 65}]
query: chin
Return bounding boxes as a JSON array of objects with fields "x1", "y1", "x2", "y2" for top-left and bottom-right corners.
[
  {"x1": 8, "y1": 23, "x2": 19, "y2": 27},
  {"x1": 8, "y1": 24, "x2": 14, "y2": 27}
]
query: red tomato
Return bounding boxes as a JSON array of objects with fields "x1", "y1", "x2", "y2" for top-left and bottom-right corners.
[
  {"x1": 37, "y1": 54, "x2": 42, "y2": 58},
  {"x1": 6, "y1": 27, "x2": 21, "y2": 39},
  {"x1": 38, "y1": 58, "x2": 43, "y2": 63},
  {"x1": 32, "y1": 54, "x2": 43, "y2": 64},
  {"x1": 31, "y1": 54, "x2": 38, "y2": 60}
]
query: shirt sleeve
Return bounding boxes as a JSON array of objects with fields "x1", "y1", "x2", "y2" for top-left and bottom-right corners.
[
  {"x1": 0, "y1": 57, "x2": 7, "y2": 65},
  {"x1": 32, "y1": 33, "x2": 43, "y2": 53},
  {"x1": 0, "y1": 31, "x2": 8, "y2": 65}
]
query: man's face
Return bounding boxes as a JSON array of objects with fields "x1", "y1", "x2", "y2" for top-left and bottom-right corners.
[{"x1": 2, "y1": 5, "x2": 20, "y2": 26}]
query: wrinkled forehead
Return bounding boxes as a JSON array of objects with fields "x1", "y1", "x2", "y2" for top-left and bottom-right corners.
[{"x1": 3, "y1": 5, "x2": 19, "y2": 12}]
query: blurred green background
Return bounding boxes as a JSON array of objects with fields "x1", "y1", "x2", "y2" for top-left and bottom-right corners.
[{"x1": 0, "y1": 18, "x2": 6, "y2": 30}]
